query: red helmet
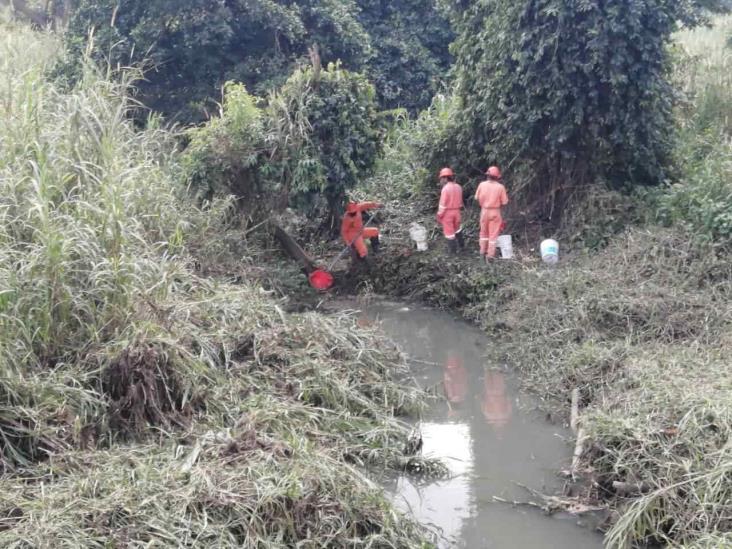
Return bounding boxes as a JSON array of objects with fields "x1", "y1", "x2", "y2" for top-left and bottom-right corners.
[
  {"x1": 346, "y1": 202, "x2": 359, "y2": 213},
  {"x1": 486, "y1": 166, "x2": 502, "y2": 180},
  {"x1": 439, "y1": 167, "x2": 454, "y2": 179}
]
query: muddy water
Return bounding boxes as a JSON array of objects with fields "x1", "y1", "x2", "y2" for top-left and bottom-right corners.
[{"x1": 353, "y1": 301, "x2": 603, "y2": 549}]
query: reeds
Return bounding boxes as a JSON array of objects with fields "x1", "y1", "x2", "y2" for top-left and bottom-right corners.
[{"x1": 0, "y1": 19, "x2": 438, "y2": 546}]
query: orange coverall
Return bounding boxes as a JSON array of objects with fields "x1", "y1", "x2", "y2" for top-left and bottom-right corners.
[
  {"x1": 437, "y1": 181, "x2": 464, "y2": 240},
  {"x1": 341, "y1": 202, "x2": 380, "y2": 258},
  {"x1": 474, "y1": 180, "x2": 509, "y2": 258}
]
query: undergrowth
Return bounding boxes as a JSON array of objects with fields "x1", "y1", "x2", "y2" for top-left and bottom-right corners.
[{"x1": 0, "y1": 19, "x2": 438, "y2": 547}]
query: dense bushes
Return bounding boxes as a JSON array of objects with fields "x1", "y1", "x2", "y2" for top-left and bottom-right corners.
[
  {"x1": 183, "y1": 63, "x2": 381, "y2": 222},
  {"x1": 62, "y1": 0, "x2": 452, "y2": 120}
]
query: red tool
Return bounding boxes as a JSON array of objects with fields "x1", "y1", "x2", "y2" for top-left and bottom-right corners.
[{"x1": 308, "y1": 212, "x2": 378, "y2": 292}]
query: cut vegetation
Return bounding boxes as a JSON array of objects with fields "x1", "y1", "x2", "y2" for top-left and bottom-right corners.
[{"x1": 0, "y1": 19, "x2": 438, "y2": 548}]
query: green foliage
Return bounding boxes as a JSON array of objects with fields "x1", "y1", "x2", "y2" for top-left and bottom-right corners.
[
  {"x1": 62, "y1": 0, "x2": 451, "y2": 120},
  {"x1": 650, "y1": 18, "x2": 732, "y2": 245},
  {"x1": 181, "y1": 64, "x2": 381, "y2": 221},
  {"x1": 447, "y1": 0, "x2": 685, "y2": 195},
  {"x1": 268, "y1": 62, "x2": 382, "y2": 220},
  {"x1": 364, "y1": 94, "x2": 463, "y2": 202},
  {"x1": 356, "y1": 0, "x2": 454, "y2": 111},
  {"x1": 182, "y1": 83, "x2": 268, "y2": 205},
  {"x1": 654, "y1": 131, "x2": 732, "y2": 244}
]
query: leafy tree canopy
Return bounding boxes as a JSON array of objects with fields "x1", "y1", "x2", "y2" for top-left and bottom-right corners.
[{"x1": 443, "y1": 0, "x2": 731, "y2": 211}]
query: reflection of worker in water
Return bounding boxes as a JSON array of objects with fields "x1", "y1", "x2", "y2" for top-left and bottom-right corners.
[
  {"x1": 481, "y1": 369, "x2": 512, "y2": 433},
  {"x1": 443, "y1": 352, "x2": 468, "y2": 407}
]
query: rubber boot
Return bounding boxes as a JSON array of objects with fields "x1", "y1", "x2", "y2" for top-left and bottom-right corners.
[
  {"x1": 447, "y1": 239, "x2": 458, "y2": 255},
  {"x1": 456, "y1": 231, "x2": 465, "y2": 252},
  {"x1": 370, "y1": 236, "x2": 380, "y2": 255}
]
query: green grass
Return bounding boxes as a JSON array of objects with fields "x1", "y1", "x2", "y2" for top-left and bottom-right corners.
[{"x1": 0, "y1": 18, "x2": 439, "y2": 547}]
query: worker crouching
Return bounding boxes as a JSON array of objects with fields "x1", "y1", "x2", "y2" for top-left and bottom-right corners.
[
  {"x1": 436, "y1": 168, "x2": 465, "y2": 255},
  {"x1": 341, "y1": 201, "x2": 383, "y2": 261},
  {"x1": 474, "y1": 166, "x2": 509, "y2": 263}
]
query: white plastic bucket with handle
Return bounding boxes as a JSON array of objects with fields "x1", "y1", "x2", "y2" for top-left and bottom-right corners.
[
  {"x1": 409, "y1": 223, "x2": 428, "y2": 252},
  {"x1": 497, "y1": 235, "x2": 513, "y2": 259},
  {"x1": 540, "y1": 239, "x2": 559, "y2": 264}
]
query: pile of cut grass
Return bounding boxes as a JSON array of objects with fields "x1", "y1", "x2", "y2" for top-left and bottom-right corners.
[{"x1": 0, "y1": 19, "x2": 438, "y2": 547}]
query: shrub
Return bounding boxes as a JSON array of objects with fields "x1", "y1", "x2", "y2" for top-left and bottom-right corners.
[
  {"x1": 652, "y1": 17, "x2": 732, "y2": 245},
  {"x1": 182, "y1": 83, "x2": 269, "y2": 207},
  {"x1": 182, "y1": 62, "x2": 381, "y2": 225},
  {"x1": 265, "y1": 61, "x2": 382, "y2": 224}
]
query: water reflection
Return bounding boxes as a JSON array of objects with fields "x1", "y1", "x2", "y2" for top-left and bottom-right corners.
[
  {"x1": 394, "y1": 423, "x2": 473, "y2": 546},
  {"x1": 443, "y1": 352, "x2": 469, "y2": 410},
  {"x1": 481, "y1": 369, "x2": 513, "y2": 436},
  {"x1": 347, "y1": 301, "x2": 603, "y2": 548}
]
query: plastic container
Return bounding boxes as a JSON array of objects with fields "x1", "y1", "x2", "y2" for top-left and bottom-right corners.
[
  {"x1": 540, "y1": 239, "x2": 559, "y2": 264},
  {"x1": 497, "y1": 235, "x2": 513, "y2": 259},
  {"x1": 409, "y1": 223, "x2": 428, "y2": 252}
]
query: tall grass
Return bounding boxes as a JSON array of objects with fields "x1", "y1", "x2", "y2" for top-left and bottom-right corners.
[
  {"x1": 654, "y1": 17, "x2": 732, "y2": 244},
  {"x1": 0, "y1": 19, "x2": 438, "y2": 546}
]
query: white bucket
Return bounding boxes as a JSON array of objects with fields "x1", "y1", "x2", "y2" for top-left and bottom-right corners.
[
  {"x1": 497, "y1": 235, "x2": 513, "y2": 259},
  {"x1": 409, "y1": 223, "x2": 428, "y2": 252},
  {"x1": 540, "y1": 239, "x2": 559, "y2": 264}
]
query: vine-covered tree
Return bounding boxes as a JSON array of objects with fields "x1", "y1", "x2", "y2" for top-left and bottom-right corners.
[{"x1": 446, "y1": 0, "x2": 731, "y2": 210}]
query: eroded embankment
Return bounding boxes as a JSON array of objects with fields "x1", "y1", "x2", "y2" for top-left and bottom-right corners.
[{"x1": 345, "y1": 227, "x2": 732, "y2": 548}]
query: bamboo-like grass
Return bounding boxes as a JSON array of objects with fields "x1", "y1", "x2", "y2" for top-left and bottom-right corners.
[{"x1": 0, "y1": 18, "x2": 440, "y2": 547}]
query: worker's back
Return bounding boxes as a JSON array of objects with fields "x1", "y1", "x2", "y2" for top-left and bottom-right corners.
[
  {"x1": 475, "y1": 180, "x2": 508, "y2": 210},
  {"x1": 440, "y1": 182, "x2": 464, "y2": 210},
  {"x1": 341, "y1": 212, "x2": 363, "y2": 241}
]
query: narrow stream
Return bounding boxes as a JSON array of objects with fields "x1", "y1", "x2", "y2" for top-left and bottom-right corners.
[{"x1": 351, "y1": 300, "x2": 603, "y2": 549}]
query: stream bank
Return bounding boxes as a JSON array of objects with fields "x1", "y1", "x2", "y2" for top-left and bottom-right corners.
[
  {"x1": 321, "y1": 223, "x2": 732, "y2": 548},
  {"x1": 344, "y1": 300, "x2": 605, "y2": 548}
]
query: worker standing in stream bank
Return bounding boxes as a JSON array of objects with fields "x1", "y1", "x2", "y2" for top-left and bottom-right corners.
[
  {"x1": 436, "y1": 168, "x2": 465, "y2": 255},
  {"x1": 475, "y1": 166, "x2": 509, "y2": 263},
  {"x1": 341, "y1": 201, "x2": 383, "y2": 260}
]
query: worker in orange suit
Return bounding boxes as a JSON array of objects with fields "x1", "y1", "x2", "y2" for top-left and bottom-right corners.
[
  {"x1": 341, "y1": 201, "x2": 383, "y2": 260},
  {"x1": 474, "y1": 166, "x2": 509, "y2": 262},
  {"x1": 436, "y1": 168, "x2": 465, "y2": 255}
]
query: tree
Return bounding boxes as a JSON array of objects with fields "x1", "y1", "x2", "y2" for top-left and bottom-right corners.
[
  {"x1": 267, "y1": 60, "x2": 381, "y2": 226},
  {"x1": 63, "y1": 0, "x2": 451, "y2": 121},
  {"x1": 445, "y1": 0, "x2": 730, "y2": 214},
  {"x1": 355, "y1": 0, "x2": 454, "y2": 112},
  {"x1": 181, "y1": 61, "x2": 381, "y2": 226}
]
